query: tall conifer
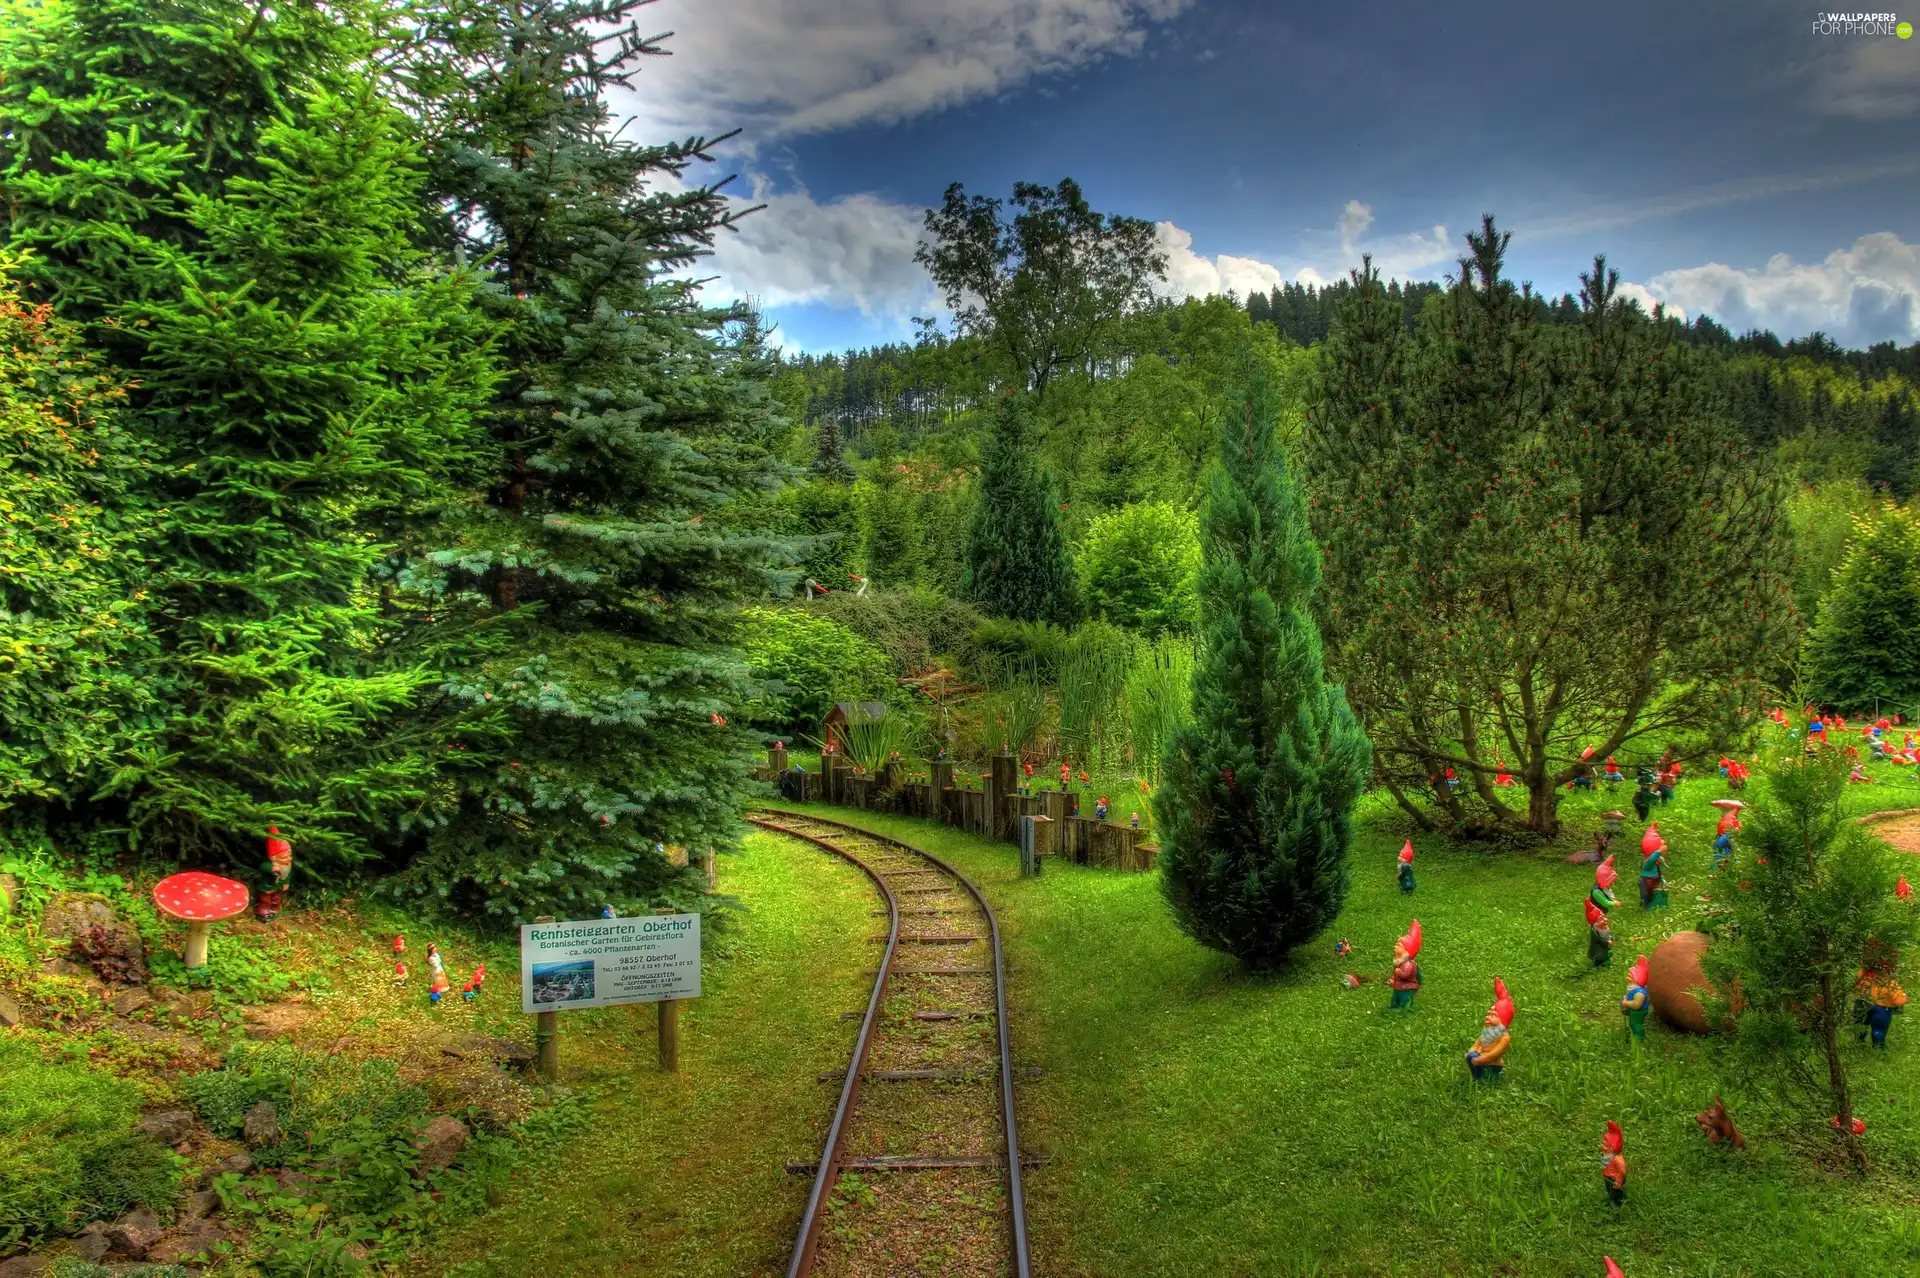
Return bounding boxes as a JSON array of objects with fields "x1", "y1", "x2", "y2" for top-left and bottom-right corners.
[
  {"x1": 960, "y1": 396, "x2": 1079, "y2": 625},
  {"x1": 1155, "y1": 352, "x2": 1371, "y2": 968}
]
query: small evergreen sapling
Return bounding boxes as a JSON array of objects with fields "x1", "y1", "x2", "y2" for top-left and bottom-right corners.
[
  {"x1": 960, "y1": 395, "x2": 1080, "y2": 626},
  {"x1": 1154, "y1": 351, "x2": 1371, "y2": 968}
]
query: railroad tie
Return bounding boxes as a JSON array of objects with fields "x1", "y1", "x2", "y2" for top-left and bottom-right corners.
[
  {"x1": 868, "y1": 934, "x2": 982, "y2": 943},
  {"x1": 783, "y1": 1153, "x2": 1050, "y2": 1174},
  {"x1": 817, "y1": 1065, "x2": 1047, "y2": 1083}
]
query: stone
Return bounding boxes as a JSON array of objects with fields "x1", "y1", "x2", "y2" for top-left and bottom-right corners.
[
  {"x1": 148, "y1": 1221, "x2": 228, "y2": 1266},
  {"x1": 183, "y1": 1190, "x2": 221, "y2": 1220},
  {"x1": 413, "y1": 1115, "x2": 470, "y2": 1176},
  {"x1": 220, "y1": 1151, "x2": 254, "y2": 1175},
  {"x1": 0, "y1": 1255, "x2": 51, "y2": 1276},
  {"x1": 239, "y1": 1002, "x2": 319, "y2": 1040},
  {"x1": 109, "y1": 987, "x2": 154, "y2": 1016},
  {"x1": 443, "y1": 1033, "x2": 536, "y2": 1067},
  {"x1": 0, "y1": 992, "x2": 23, "y2": 1029},
  {"x1": 273, "y1": 1169, "x2": 317, "y2": 1198},
  {"x1": 105, "y1": 1208, "x2": 163, "y2": 1259},
  {"x1": 38, "y1": 957, "x2": 86, "y2": 979},
  {"x1": 242, "y1": 1100, "x2": 280, "y2": 1148},
  {"x1": 1648, "y1": 930, "x2": 1726, "y2": 1035},
  {"x1": 137, "y1": 1110, "x2": 196, "y2": 1147},
  {"x1": 73, "y1": 1227, "x2": 111, "y2": 1263},
  {"x1": 68, "y1": 921, "x2": 147, "y2": 986},
  {"x1": 41, "y1": 891, "x2": 115, "y2": 939}
]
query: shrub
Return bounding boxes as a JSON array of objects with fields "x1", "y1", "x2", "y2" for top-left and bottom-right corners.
[
  {"x1": 807, "y1": 587, "x2": 983, "y2": 676},
  {"x1": 738, "y1": 607, "x2": 897, "y2": 735},
  {"x1": 962, "y1": 618, "x2": 1071, "y2": 685},
  {"x1": 1078, "y1": 501, "x2": 1202, "y2": 635},
  {"x1": 1804, "y1": 503, "x2": 1920, "y2": 714},
  {"x1": 0, "y1": 1036, "x2": 178, "y2": 1249}
]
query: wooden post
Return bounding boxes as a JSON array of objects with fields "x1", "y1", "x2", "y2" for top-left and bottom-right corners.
[
  {"x1": 533, "y1": 915, "x2": 559, "y2": 1081},
  {"x1": 655, "y1": 907, "x2": 680, "y2": 1072},
  {"x1": 703, "y1": 846, "x2": 716, "y2": 890},
  {"x1": 770, "y1": 743, "x2": 789, "y2": 774}
]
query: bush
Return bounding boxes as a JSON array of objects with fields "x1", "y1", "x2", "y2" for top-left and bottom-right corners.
[
  {"x1": 0, "y1": 1036, "x2": 178, "y2": 1249},
  {"x1": 962, "y1": 618, "x2": 1072, "y2": 685},
  {"x1": 1078, "y1": 501, "x2": 1202, "y2": 635},
  {"x1": 807, "y1": 587, "x2": 983, "y2": 677},
  {"x1": 1804, "y1": 503, "x2": 1920, "y2": 713},
  {"x1": 738, "y1": 606, "x2": 897, "y2": 735}
]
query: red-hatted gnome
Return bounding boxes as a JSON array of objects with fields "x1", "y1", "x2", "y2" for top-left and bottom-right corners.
[
  {"x1": 1389, "y1": 920, "x2": 1423, "y2": 1011},
  {"x1": 1591, "y1": 855, "x2": 1619, "y2": 915},
  {"x1": 1397, "y1": 840, "x2": 1416, "y2": 895},
  {"x1": 1622, "y1": 955, "x2": 1651, "y2": 1041},
  {"x1": 1586, "y1": 898, "x2": 1614, "y2": 969},
  {"x1": 1466, "y1": 977, "x2": 1515, "y2": 1081},
  {"x1": 1638, "y1": 824, "x2": 1667, "y2": 910},
  {"x1": 1604, "y1": 1258, "x2": 1626, "y2": 1278},
  {"x1": 1601, "y1": 1121, "x2": 1628, "y2": 1206},
  {"x1": 255, "y1": 826, "x2": 294, "y2": 922}
]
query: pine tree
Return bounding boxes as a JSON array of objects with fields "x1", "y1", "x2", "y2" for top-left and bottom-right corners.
[
  {"x1": 1154, "y1": 350, "x2": 1371, "y2": 968},
  {"x1": 1804, "y1": 504, "x2": 1920, "y2": 714},
  {"x1": 960, "y1": 396, "x2": 1079, "y2": 625},
  {"x1": 0, "y1": 0, "x2": 494, "y2": 867},
  {"x1": 394, "y1": 0, "x2": 799, "y2": 920},
  {"x1": 812, "y1": 416, "x2": 855, "y2": 484}
]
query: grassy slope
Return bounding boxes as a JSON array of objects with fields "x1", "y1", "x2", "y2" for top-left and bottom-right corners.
[
  {"x1": 762, "y1": 758, "x2": 1920, "y2": 1278},
  {"x1": 422, "y1": 829, "x2": 875, "y2": 1278}
]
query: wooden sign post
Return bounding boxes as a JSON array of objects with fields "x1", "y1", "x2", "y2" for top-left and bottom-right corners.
[
  {"x1": 532, "y1": 915, "x2": 559, "y2": 1080},
  {"x1": 521, "y1": 910, "x2": 702, "y2": 1081}
]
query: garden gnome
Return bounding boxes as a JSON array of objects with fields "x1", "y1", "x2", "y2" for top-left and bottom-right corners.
[
  {"x1": 1494, "y1": 760, "x2": 1514, "y2": 787},
  {"x1": 1397, "y1": 840, "x2": 1416, "y2": 894},
  {"x1": 1586, "y1": 899, "x2": 1614, "y2": 968},
  {"x1": 1023, "y1": 761, "x2": 1033, "y2": 793},
  {"x1": 1857, "y1": 955, "x2": 1907, "y2": 1048},
  {"x1": 255, "y1": 826, "x2": 293, "y2": 922},
  {"x1": 428, "y1": 967, "x2": 451, "y2": 1005},
  {"x1": 1130, "y1": 811, "x2": 1141, "y2": 830},
  {"x1": 1591, "y1": 856, "x2": 1619, "y2": 915},
  {"x1": 1631, "y1": 778, "x2": 1652, "y2": 823},
  {"x1": 427, "y1": 943, "x2": 444, "y2": 977},
  {"x1": 1695, "y1": 1096, "x2": 1746, "y2": 1150},
  {"x1": 1712, "y1": 803, "x2": 1742, "y2": 871},
  {"x1": 1603, "y1": 756, "x2": 1622, "y2": 785},
  {"x1": 471, "y1": 963, "x2": 486, "y2": 995},
  {"x1": 1466, "y1": 978, "x2": 1514, "y2": 1081},
  {"x1": 1638, "y1": 826, "x2": 1667, "y2": 909},
  {"x1": 1621, "y1": 955, "x2": 1650, "y2": 1041},
  {"x1": 1600, "y1": 1122, "x2": 1627, "y2": 1205},
  {"x1": 1605, "y1": 1258, "x2": 1625, "y2": 1278},
  {"x1": 461, "y1": 978, "x2": 476, "y2": 1003},
  {"x1": 1444, "y1": 766, "x2": 1459, "y2": 792},
  {"x1": 393, "y1": 934, "x2": 405, "y2": 957},
  {"x1": 393, "y1": 960, "x2": 408, "y2": 985},
  {"x1": 1335, "y1": 938, "x2": 1353, "y2": 958},
  {"x1": 1095, "y1": 796, "x2": 1110, "y2": 822},
  {"x1": 1388, "y1": 920, "x2": 1423, "y2": 1011},
  {"x1": 1900, "y1": 876, "x2": 1914, "y2": 901},
  {"x1": 602, "y1": 904, "x2": 617, "y2": 919}
]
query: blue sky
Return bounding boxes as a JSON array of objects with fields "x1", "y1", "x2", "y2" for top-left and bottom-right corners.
[{"x1": 619, "y1": 0, "x2": 1920, "y2": 354}]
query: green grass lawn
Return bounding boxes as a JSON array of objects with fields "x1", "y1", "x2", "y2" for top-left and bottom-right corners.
[
  {"x1": 761, "y1": 756, "x2": 1920, "y2": 1278},
  {"x1": 420, "y1": 829, "x2": 876, "y2": 1278}
]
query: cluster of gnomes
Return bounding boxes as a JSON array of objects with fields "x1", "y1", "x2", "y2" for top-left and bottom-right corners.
[
  {"x1": 1638, "y1": 825, "x2": 1668, "y2": 910},
  {"x1": 1397, "y1": 841, "x2": 1416, "y2": 894},
  {"x1": 1602, "y1": 756, "x2": 1623, "y2": 785},
  {"x1": 1621, "y1": 955, "x2": 1651, "y2": 1041},
  {"x1": 1388, "y1": 920, "x2": 1423, "y2": 1010},
  {"x1": 1465, "y1": 977, "x2": 1515, "y2": 1081},
  {"x1": 1717, "y1": 756, "x2": 1750, "y2": 788}
]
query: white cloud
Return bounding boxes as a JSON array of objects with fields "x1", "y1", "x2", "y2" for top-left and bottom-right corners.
[
  {"x1": 1332, "y1": 201, "x2": 1452, "y2": 278},
  {"x1": 1613, "y1": 281, "x2": 1681, "y2": 322},
  {"x1": 1152, "y1": 221, "x2": 1285, "y2": 301},
  {"x1": 1632, "y1": 232, "x2": 1920, "y2": 345},
  {"x1": 699, "y1": 180, "x2": 936, "y2": 319},
  {"x1": 1808, "y1": 38, "x2": 1920, "y2": 120},
  {"x1": 617, "y1": 0, "x2": 1191, "y2": 143}
]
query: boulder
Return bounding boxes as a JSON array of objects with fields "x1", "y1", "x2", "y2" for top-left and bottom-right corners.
[
  {"x1": 104, "y1": 1208, "x2": 163, "y2": 1259},
  {"x1": 41, "y1": 891, "x2": 115, "y2": 939},
  {"x1": 0, "y1": 992, "x2": 23, "y2": 1029},
  {"x1": 0, "y1": 1255, "x2": 51, "y2": 1277},
  {"x1": 239, "y1": 1002, "x2": 319, "y2": 1041},
  {"x1": 242, "y1": 1101, "x2": 280, "y2": 1149},
  {"x1": 72, "y1": 1225, "x2": 111, "y2": 1263},
  {"x1": 183, "y1": 1190, "x2": 221, "y2": 1221},
  {"x1": 413, "y1": 1115, "x2": 470, "y2": 1176},
  {"x1": 1649, "y1": 930, "x2": 1725, "y2": 1035},
  {"x1": 443, "y1": 1033, "x2": 536, "y2": 1068},
  {"x1": 109, "y1": 987, "x2": 154, "y2": 1016},
  {"x1": 147, "y1": 1220, "x2": 228, "y2": 1266},
  {"x1": 137, "y1": 1110, "x2": 196, "y2": 1147},
  {"x1": 69, "y1": 922, "x2": 147, "y2": 986}
]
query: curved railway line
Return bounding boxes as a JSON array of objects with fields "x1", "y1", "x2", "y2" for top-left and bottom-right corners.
[{"x1": 745, "y1": 810, "x2": 1033, "y2": 1278}]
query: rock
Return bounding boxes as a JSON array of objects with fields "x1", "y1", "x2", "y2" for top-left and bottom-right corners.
[
  {"x1": 239, "y1": 1002, "x2": 319, "y2": 1040},
  {"x1": 242, "y1": 1101, "x2": 280, "y2": 1148},
  {"x1": 148, "y1": 1221, "x2": 227, "y2": 1266},
  {"x1": 69, "y1": 921, "x2": 147, "y2": 985},
  {"x1": 0, "y1": 992, "x2": 23, "y2": 1029},
  {"x1": 103, "y1": 1019, "x2": 208, "y2": 1060},
  {"x1": 109, "y1": 986, "x2": 154, "y2": 1016},
  {"x1": 38, "y1": 957, "x2": 86, "y2": 978},
  {"x1": 73, "y1": 1227, "x2": 111, "y2": 1262},
  {"x1": 273, "y1": 1169, "x2": 317, "y2": 1198},
  {"x1": 413, "y1": 1115, "x2": 470, "y2": 1175},
  {"x1": 183, "y1": 1189, "x2": 221, "y2": 1220},
  {"x1": 221, "y1": 1151, "x2": 254, "y2": 1175},
  {"x1": 443, "y1": 1033, "x2": 536, "y2": 1067},
  {"x1": 0, "y1": 1255, "x2": 51, "y2": 1276},
  {"x1": 105, "y1": 1208, "x2": 163, "y2": 1258},
  {"x1": 137, "y1": 1110, "x2": 196, "y2": 1147},
  {"x1": 1648, "y1": 930, "x2": 1727, "y2": 1035},
  {"x1": 41, "y1": 891, "x2": 115, "y2": 939}
]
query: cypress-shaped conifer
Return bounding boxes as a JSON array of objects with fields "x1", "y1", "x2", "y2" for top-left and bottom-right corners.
[
  {"x1": 960, "y1": 396, "x2": 1079, "y2": 625},
  {"x1": 1805, "y1": 504, "x2": 1920, "y2": 714}
]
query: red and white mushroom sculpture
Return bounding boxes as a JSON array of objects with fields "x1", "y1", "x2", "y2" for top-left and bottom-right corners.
[{"x1": 152, "y1": 872, "x2": 250, "y2": 969}]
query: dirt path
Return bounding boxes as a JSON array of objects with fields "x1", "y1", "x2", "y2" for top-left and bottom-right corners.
[{"x1": 1867, "y1": 813, "x2": 1920, "y2": 854}]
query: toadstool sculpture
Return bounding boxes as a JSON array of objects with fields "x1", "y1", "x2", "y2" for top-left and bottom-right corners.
[{"x1": 153, "y1": 872, "x2": 250, "y2": 969}]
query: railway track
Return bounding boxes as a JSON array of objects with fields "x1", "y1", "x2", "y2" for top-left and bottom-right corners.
[{"x1": 745, "y1": 810, "x2": 1033, "y2": 1278}]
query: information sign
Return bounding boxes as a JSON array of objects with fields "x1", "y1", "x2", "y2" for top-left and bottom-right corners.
[{"x1": 519, "y1": 914, "x2": 700, "y2": 1014}]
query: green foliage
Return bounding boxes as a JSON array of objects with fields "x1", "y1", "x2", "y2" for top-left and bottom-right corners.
[
  {"x1": 0, "y1": 0, "x2": 497, "y2": 870},
  {"x1": 963, "y1": 618, "x2": 1071, "y2": 685},
  {"x1": 386, "y1": 1, "x2": 800, "y2": 923},
  {"x1": 841, "y1": 707, "x2": 916, "y2": 774},
  {"x1": 48, "y1": 1263, "x2": 191, "y2": 1278},
  {"x1": 0, "y1": 265, "x2": 163, "y2": 809},
  {"x1": 1077, "y1": 501, "x2": 1201, "y2": 635},
  {"x1": 811, "y1": 417, "x2": 855, "y2": 485},
  {"x1": 1123, "y1": 636, "x2": 1195, "y2": 787},
  {"x1": 0, "y1": 1036, "x2": 178, "y2": 1249},
  {"x1": 1787, "y1": 478, "x2": 1877, "y2": 627},
  {"x1": 1803, "y1": 504, "x2": 1920, "y2": 714},
  {"x1": 781, "y1": 479, "x2": 861, "y2": 589},
  {"x1": 960, "y1": 396, "x2": 1079, "y2": 625},
  {"x1": 1703, "y1": 749, "x2": 1916, "y2": 1168},
  {"x1": 805, "y1": 587, "x2": 982, "y2": 677},
  {"x1": 855, "y1": 459, "x2": 924, "y2": 587},
  {"x1": 737, "y1": 607, "x2": 896, "y2": 736},
  {"x1": 1056, "y1": 621, "x2": 1135, "y2": 769},
  {"x1": 1156, "y1": 347, "x2": 1371, "y2": 968},
  {"x1": 1309, "y1": 226, "x2": 1794, "y2": 834}
]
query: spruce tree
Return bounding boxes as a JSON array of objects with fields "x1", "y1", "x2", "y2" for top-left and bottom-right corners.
[
  {"x1": 0, "y1": 0, "x2": 494, "y2": 866},
  {"x1": 1804, "y1": 504, "x2": 1920, "y2": 714},
  {"x1": 960, "y1": 396, "x2": 1079, "y2": 625},
  {"x1": 395, "y1": 0, "x2": 799, "y2": 920},
  {"x1": 812, "y1": 416, "x2": 855, "y2": 484},
  {"x1": 1154, "y1": 352, "x2": 1371, "y2": 968}
]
